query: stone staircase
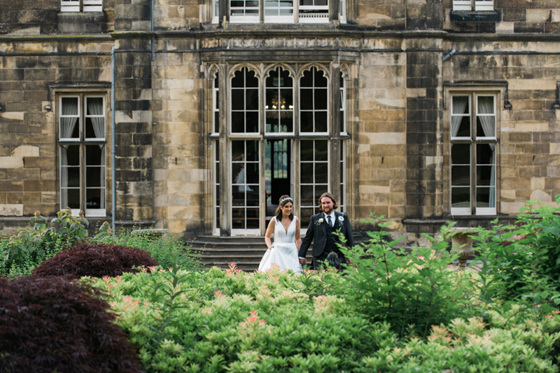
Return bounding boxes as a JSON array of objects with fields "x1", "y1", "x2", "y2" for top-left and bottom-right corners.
[{"x1": 188, "y1": 235, "x2": 313, "y2": 272}]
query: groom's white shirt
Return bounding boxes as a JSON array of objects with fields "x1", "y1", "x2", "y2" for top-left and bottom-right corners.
[{"x1": 325, "y1": 211, "x2": 336, "y2": 227}]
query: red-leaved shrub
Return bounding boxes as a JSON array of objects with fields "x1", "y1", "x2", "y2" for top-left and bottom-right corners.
[
  {"x1": 0, "y1": 276, "x2": 143, "y2": 373},
  {"x1": 31, "y1": 242, "x2": 158, "y2": 279}
]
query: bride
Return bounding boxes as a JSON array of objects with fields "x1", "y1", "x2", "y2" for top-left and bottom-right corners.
[{"x1": 258, "y1": 195, "x2": 302, "y2": 274}]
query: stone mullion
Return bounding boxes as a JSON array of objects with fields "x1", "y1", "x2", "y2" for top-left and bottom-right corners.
[{"x1": 219, "y1": 63, "x2": 230, "y2": 235}]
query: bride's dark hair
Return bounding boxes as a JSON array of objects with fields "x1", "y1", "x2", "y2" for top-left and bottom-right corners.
[{"x1": 275, "y1": 195, "x2": 294, "y2": 221}]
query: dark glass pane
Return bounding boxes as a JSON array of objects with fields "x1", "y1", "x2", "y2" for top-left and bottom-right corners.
[
  {"x1": 316, "y1": 162, "x2": 328, "y2": 181},
  {"x1": 86, "y1": 145, "x2": 102, "y2": 166},
  {"x1": 232, "y1": 208, "x2": 245, "y2": 228},
  {"x1": 314, "y1": 69, "x2": 327, "y2": 87},
  {"x1": 86, "y1": 166, "x2": 102, "y2": 188},
  {"x1": 456, "y1": 116, "x2": 470, "y2": 137},
  {"x1": 216, "y1": 207, "x2": 221, "y2": 229},
  {"x1": 246, "y1": 69, "x2": 258, "y2": 87},
  {"x1": 85, "y1": 117, "x2": 103, "y2": 139},
  {"x1": 301, "y1": 163, "x2": 313, "y2": 183},
  {"x1": 452, "y1": 187, "x2": 470, "y2": 208},
  {"x1": 232, "y1": 190, "x2": 245, "y2": 207},
  {"x1": 266, "y1": 89, "x2": 275, "y2": 107},
  {"x1": 476, "y1": 166, "x2": 493, "y2": 186},
  {"x1": 247, "y1": 189, "x2": 259, "y2": 206},
  {"x1": 301, "y1": 186, "x2": 314, "y2": 205},
  {"x1": 300, "y1": 70, "x2": 313, "y2": 87},
  {"x1": 300, "y1": 112, "x2": 313, "y2": 132},
  {"x1": 315, "y1": 140, "x2": 328, "y2": 160},
  {"x1": 452, "y1": 166, "x2": 470, "y2": 186},
  {"x1": 86, "y1": 189, "x2": 102, "y2": 208},
  {"x1": 315, "y1": 89, "x2": 327, "y2": 109},
  {"x1": 281, "y1": 115, "x2": 293, "y2": 132},
  {"x1": 246, "y1": 208, "x2": 259, "y2": 228},
  {"x1": 281, "y1": 69, "x2": 292, "y2": 87},
  {"x1": 315, "y1": 112, "x2": 327, "y2": 132},
  {"x1": 246, "y1": 163, "x2": 259, "y2": 183},
  {"x1": 451, "y1": 144, "x2": 470, "y2": 164},
  {"x1": 300, "y1": 140, "x2": 313, "y2": 161},
  {"x1": 66, "y1": 145, "x2": 80, "y2": 165},
  {"x1": 316, "y1": 0, "x2": 327, "y2": 5},
  {"x1": 246, "y1": 140, "x2": 259, "y2": 161},
  {"x1": 231, "y1": 112, "x2": 245, "y2": 133},
  {"x1": 246, "y1": 89, "x2": 258, "y2": 110},
  {"x1": 231, "y1": 90, "x2": 244, "y2": 110},
  {"x1": 67, "y1": 167, "x2": 80, "y2": 187},
  {"x1": 476, "y1": 143, "x2": 494, "y2": 165},
  {"x1": 232, "y1": 163, "x2": 244, "y2": 184},
  {"x1": 215, "y1": 185, "x2": 220, "y2": 205},
  {"x1": 283, "y1": 89, "x2": 293, "y2": 106},
  {"x1": 231, "y1": 70, "x2": 244, "y2": 88},
  {"x1": 67, "y1": 189, "x2": 80, "y2": 209},
  {"x1": 315, "y1": 185, "x2": 327, "y2": 198},
  {"x1": 300, "y1": 208, "x2": 313, "y2": 227},
  {"x1": 232, "y1": 141, "x2": 245, "y2": 160},
  {"x1": 300, "y1": 89, "x2": 313, "y2": 110},
  {"x1": 246, "y1": 112, "x2": 259, "y2": 132},
  {"x1": 476, "y1": 187, "x2": 491, "y2": 207}
]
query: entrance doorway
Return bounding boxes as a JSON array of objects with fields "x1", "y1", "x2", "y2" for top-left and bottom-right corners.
[{"x1": 265, "y1": 139, "x2": 291, "y2": 225}]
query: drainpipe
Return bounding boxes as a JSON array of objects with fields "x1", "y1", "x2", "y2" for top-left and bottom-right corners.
[
  {"x1": 151, "y1": 0, "x2": 155, "y2": 60},
  {"x1": 111, "y1": 46, "x2": 116, "y2": 236}
]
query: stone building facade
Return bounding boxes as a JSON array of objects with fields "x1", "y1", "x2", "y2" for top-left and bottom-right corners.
[{"x1": 1, "y1": 0, "x2": 559, "y2": 244}]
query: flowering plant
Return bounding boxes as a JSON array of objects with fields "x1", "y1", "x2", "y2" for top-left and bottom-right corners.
[
  {"x1": 316, "y1": 218, "x2": 324, "y2": 226},
  {"x1": 338, "y1": 216, "x2": 344, "y2": 223}
]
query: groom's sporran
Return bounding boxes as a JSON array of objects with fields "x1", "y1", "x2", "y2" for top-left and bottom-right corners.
[{"x1": 326, "y1": 251, "x2": 341, "y2": 270}]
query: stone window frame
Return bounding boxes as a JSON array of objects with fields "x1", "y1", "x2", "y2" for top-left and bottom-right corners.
[
  {"x1": 445, "y1": 86, "x2": 501, "y2": 217},
  {"x1": 56, "y1": 90, "x2": 109, "y2": 218},
  {"x1": 208, "y1": 0, "x2": 348, "y2": 25},
  {"x1": 60, "y1": 0, "x2": 103, "y2": 13},
  {"x1": 450, "y1": 0, "x2": 500, "y2": 22},
  {"x1": 205, "y1": 61, "x2": 352, "y2": 235}
]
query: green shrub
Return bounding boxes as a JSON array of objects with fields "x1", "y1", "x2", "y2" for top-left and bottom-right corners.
[
  {"x1": 95, "y1": 227, "x2": 202, "y2": 272},
  {"x1": 89, "y1": 265, "x2": 560, "y2": 373},
  {"x1": 471, "y1": 196, "x2": 560, "y2": 313},
  {"x1": 333, "y1": 217, "x2": 474, "y2": 338},
  {"x1": 0, "y1": 210, "x2": 89, "y2": 277}
]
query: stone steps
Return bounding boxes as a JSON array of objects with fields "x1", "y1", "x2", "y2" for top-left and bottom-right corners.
[{"x1": 189, "y1": 236, "x2": 312, "y2": 272}]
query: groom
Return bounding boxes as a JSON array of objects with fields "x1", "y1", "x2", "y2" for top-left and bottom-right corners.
[{"x1": 298, "y1": 192, "x2": 355, "y2": 270}]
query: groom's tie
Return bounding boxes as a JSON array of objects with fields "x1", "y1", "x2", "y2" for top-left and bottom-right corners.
[{"x1": 327, "y1": 215, "x2": 332, "y2": 227}]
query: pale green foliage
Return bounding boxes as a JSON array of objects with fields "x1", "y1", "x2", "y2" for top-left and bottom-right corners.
[{"x1": 89, "y1": 264, "x2": 560, "y2": 373}]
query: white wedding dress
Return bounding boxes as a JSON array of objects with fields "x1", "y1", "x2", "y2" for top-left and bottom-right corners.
[{"x1": 258, "y1": 217, "x2": 302, "y2": 274}]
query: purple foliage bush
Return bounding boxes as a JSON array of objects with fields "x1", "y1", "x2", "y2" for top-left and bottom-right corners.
[
  {"x1": 0, "y1": 275, "x2": 143, "y2": 373},
  {"x1": 31, "y1": 242, "x2": 158, "y2": 279}
]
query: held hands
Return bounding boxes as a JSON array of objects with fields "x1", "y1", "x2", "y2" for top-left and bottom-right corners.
[{"x1": 299, "y1": 258, "x2": 306, "y2": 265}]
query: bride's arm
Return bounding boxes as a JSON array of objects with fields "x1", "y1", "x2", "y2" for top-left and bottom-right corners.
[
  {"x1": 295, "y1": 217, "x2": 302, "y2": 250},
  {"x1": 265, "y1": 218, "x2": 275, "y2": 250}
]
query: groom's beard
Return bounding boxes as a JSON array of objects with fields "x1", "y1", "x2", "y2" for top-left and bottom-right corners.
[{"x1": 322, "y1": 207, "x2": 333, "y2": 215}]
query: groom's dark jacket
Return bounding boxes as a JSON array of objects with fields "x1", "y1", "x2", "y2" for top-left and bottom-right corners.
[{"x1": 298, "y1": 211, "x2": 355, "y2": 259}]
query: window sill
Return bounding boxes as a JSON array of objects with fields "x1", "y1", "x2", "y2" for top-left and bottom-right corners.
[{"x1": 450, "y1": 10, "x2": 500, "y2": 23}]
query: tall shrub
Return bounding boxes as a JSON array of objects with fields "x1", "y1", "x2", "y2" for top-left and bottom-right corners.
[
  {"x1": 0, "y1": 276, "x2": 143, "y2": 373},
  {"x1": 333, "y1": 217, "x2": 474, "y2": 338}
]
